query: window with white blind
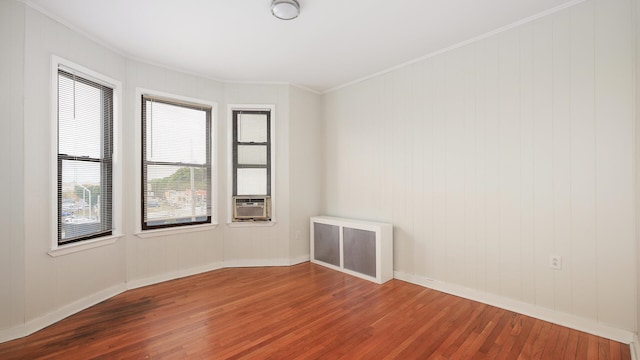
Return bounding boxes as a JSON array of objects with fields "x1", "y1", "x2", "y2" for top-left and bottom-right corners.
[
  {"x1": 141, "y1": 95, "x2": 213, "y2": 230},
  {"x1": 57, "y1": 67, "x2": 114, "y2": 245}
]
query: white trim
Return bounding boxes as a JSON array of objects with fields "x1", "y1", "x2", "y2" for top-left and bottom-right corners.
[
  {"x1": 288, "y1": 82, "x2": 321, "y2": 95},
  {"x1": 1, "y1": 257, "x2": 313, "y2": 344},
  {"x1": 126, "y1": 262, "x2": 224, "y2": 290},
  {"x1": 226, "y1": 104, "x2": 277, "y2": 225},
  {"x1": 223, "y1": 258, "x2": 291, "y2": 268},
  {"x1": 1, "y1": 261, "x2": 633, "y2": 346},
  {"x1": 631, "y1": 335, "x2": 640, "y2": 360},
  {"x1": 24, "y1": 284, "x2": 126, "y2": 335},
  {"x1": 26, "y1": 0, "x2": 586, "y2": 94},
  {"x1": 394, "y1": 270, "x2": 635, "y2": 344},
  {"x1": 50, "y1": 55, "x2": 123, "y2": 255},
  {"x1": 0, "y1": 325, "x2": 25, "y2": 345},
  {"x1": 0, "y1": 283, "x2": 126, "y2": 344},
  {"x1": 27, "y1": 0, "x2": 320, "y2": 93},
  {"x1": 224, "y1": 80, "x2": 321, "y2": 95},
  {"x1": 290, "y1": 255, "x2": 310, "y2": 265},
  {"x1": 48, "y1": 234, "x2": 123, "y2": 257},
  {"x1": 26, "y1": 1, "x2": 128, "y2": 58},
  {"x1": 134, "y1": 87, "x2": 218, "y2": 236},
  {"x1": 226, "y1": 221, "x2": 276, "y2": 228},
  {"x1": 323, "y1": 0, "x2": 586, "y2": 94},
  {"x1": 135, "y1": 223, "x2": 218, "y2": 239}
]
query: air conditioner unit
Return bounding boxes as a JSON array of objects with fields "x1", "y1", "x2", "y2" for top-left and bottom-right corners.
[{"x1": 233, "y1": 196, "x2": 271, "y2": 221}]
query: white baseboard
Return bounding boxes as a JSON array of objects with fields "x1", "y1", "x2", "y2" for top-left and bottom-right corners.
[
  {"x1": 1, "y1": 258, "x2": 310, "y2": 344},
  {"x1": 223, "y1": 258, "x2": 292, "y2": 268},
  {"x1": 0, "y1": 283, "x2": 126, "y2": 344},
  {"x1": 25, "y1": 284, "x2": 127, "y2": 336},
  {"x1": 290, "y1": 255, "x2": 310, "y2": 265},
  {"x1": 631, "y1": 335, "x2": 640, "y2": 360},
  {"x1": 127, "y1": 262, "x2": 224, "y2": 290},
  {"x1": 126, "y1": 258, "x2": 310, "y2": 289},
  {"x1": 0, "y1": 323, "x2": 26, "y2": 345},
  {"x1": 7, "y1": 259, "x2": 632, "y2": 350},
  {"x1": 394, "y1": 271, "x2": 635, "y2": 344}
]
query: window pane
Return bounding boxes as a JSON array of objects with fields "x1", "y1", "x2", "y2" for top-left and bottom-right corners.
[
  {"x1": 237, "y1": 168, "x2": 267, "y2": 195},
  {"x1": 60, "y1": 160, "x2": 106, "y2": 241},
  {"x1": 57, "y1": 69, "x2": 113, "y2": 245},
  {"x1": 238, "y1": 113, "x2": 267, "y2": 143},
  {"x1": 238, "y1": 145, "x2": 267, "y2": 165},
  {"x1": 144, "y1": 165, "x2": 210, "y2": 226},
  {"x1": 58, "y1": 74, "x2": 103, "y2": 158},
  {"x1": 145, "y1": 100, "x2": 208, "y2": 164}
]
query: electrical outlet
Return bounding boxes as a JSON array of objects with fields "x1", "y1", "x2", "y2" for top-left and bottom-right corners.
[{"x1": 549, "y1": 255, "x2": 562, "y2": 270}]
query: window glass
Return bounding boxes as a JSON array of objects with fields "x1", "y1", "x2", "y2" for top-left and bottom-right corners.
[
  {"x1": 238, "y1": 113, "x2": 267, "y2": 142},
  {"x1": 142, "y1": 96, "x2": 212, "y2": 230},
  {"x1": 231, "y1": 109, "x2": 272, "y2": 221},
  {"x1": 237, "y1": 145, "x2": 267, "y2": 165},
  {"x1": 58, "y1": 75, "x2": 103, "y2": 158},
  {"x1": 145, "y1": 100, "x2": 207, "y2": 164},
  {"x1": 57, "y1": 69, "x2": 113, "y2": 245},
  {"x1": 237, "y1": 168, "x2": 267, "y2": 195}
]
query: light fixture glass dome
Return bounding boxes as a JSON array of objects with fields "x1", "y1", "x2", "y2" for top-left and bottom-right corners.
[{"x1": 271, "y1": 0, "x2": 300, "y2": 20}]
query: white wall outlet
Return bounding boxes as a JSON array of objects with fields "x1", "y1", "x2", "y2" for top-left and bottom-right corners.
[{"x1": 549, "y1": 255, "x2": 562, "y2": 270}]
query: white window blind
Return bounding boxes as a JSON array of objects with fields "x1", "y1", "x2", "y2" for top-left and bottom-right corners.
[
  {"x1": 141, "y1": 95, "x2": 212, "y2": 230},
  {"x1": 57, "y1": 69, "x2": 113, "y2": 245}
]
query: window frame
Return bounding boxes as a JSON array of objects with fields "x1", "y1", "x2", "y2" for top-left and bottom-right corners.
[
  {"x1": 227, "y1": 104, "x2": 276, "y2": 226},
  {"x1": 49, "y1": 56, "x2": 123, "y2": 256},
  {"x1": 232, "y1": 110, "x2": 272, "y2": 196},
  {"x1": 136, "y1": 89, "x2": 218, "y2": 237}
]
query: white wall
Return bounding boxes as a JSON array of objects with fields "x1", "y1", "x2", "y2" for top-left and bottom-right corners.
[
  {"x1": 0, "y1": 0, "x2": 26, "y2": 333},
  {"x1": 2, "y1": 0, "x2": 635, "y2": 347},
  {"x1": 222, "y1": 83, "x2": 292, "y2": 266},
  {"x1": 323, "y1": 0, "x2": 636, "y2": 334},
  {"x1": 124, "y1": 60, "x2": 226, "y2": 284},
  {"x1": 22, "y1": 5, "x2": 128, "y2": 323},
  {"x1": 289, "y1": 86, "x2": 323, "y2": 262},
  {"x1": 635, "y1": 0, "x2": 640, "y2": 345},
  {"x1": 125, "y1": 76, "x2": 322, "y2": 278},
  {"x1": 0, "y1": 0, "x2": 322, "y2": 342}
]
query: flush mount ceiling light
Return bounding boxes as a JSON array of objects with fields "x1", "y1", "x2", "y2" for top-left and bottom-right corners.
[{"x1": 271, "y1": 0, "x2": 300, "y2": 20}]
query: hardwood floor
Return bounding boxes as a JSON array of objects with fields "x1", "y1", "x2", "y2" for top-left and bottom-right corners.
[{"x1": 0, "y1": 263, "x2": 631, "y2": 359}]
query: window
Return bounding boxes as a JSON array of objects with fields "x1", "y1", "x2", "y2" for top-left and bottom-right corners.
[
  {"x1": 232, "y1": 110, "x2": 271, "y2": 197},
  {"x1": 230, "y1": 108, "x2": 273, "y2": 223},
  {"x1": 57, "y1": 67, "x2": 114, "y2": 245},
  {"x1": 141, "y1": 95, "x2": 212, "y2": 230}
]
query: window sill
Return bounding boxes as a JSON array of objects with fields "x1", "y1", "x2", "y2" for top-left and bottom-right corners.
[
  {"x1": 135, "y1": 223, "x2": 218, "y2": 239},
  {"x1": 48, "y1": 234, "x2": 123, "y2": 257},
  {"x1": 226, "y1": 220, "x2": 276, "y2": 228}
]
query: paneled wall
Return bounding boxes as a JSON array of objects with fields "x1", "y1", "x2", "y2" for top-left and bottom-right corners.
[
  {"x1": 0, "y1": 0, "x2": 26, "y2": 333},
  {"x1": 289, "y1": 86, "x2": 323, "y2": 261},
  {"x1": 633, "y1": 0, "x2": 640, "y2": 340},
  {"x1": 323, "y1": 0, "x2": 635, "y2": 332},
  {"x1": 0, "y1": 0, "x2": 321, "y2": 341},
  {"x1": 124, "y1": 60, "x2": 226, "y2": 284},
  {"x1": 22, "y1": 5, "x2": 128, "y2": 323},
  {"x1": 1, "y1": 0, "x2": 635, "y2": 345},
  {"x1": 222, "y1": 83, "x2": 293, "y2": 265}
]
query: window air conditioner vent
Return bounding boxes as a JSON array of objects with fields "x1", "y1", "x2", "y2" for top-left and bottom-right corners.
[{"x1": 233, "y1": 196, "x2": 271, "y2": 221}]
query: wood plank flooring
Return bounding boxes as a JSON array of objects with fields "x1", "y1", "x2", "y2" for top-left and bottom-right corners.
[{"x1": 0, "y1": 263, "x2": 631, "y2": 359}]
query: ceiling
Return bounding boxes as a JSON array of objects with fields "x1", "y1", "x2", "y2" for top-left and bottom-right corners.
[{"x1": 27, "y1": 0, "x2": 579, "y2": 92}]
